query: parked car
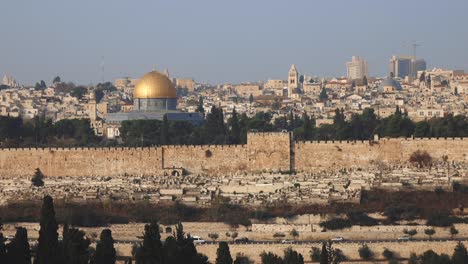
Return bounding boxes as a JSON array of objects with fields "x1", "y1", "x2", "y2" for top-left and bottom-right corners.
[
  {"x1": 397, "y1": 235, "x2": 411, "y2": 241},
  {"x1": 281, "y1": 239, "x2": 295, "y2": 244},
  {"x1": 234, "y1": 237, "x2": 249, "y2": 243},
  {"x1": 191, "y1": 236, "x2": 205, "y2": 244},
  {"x1": 330, "y1": 237, "x2": 345, "y2": 242}
]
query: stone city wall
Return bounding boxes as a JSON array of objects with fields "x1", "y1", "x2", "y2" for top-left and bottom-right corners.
[
  {"x1": 0, "y1": 147, "x2": 163, "y2": 178},
  {"x1": 0, "y1": 133, "x2": 466, "y2": 178},
  {"x1": 294, "y1": 137, "x2": 468, "y2": 173},
  {"x1": 162, "y1": 144, "x2": 248, "y2": 175}
]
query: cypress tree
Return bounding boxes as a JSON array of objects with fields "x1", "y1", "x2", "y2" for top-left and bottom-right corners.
[
  {"x1": 6, "y1": 227, "x2": 31, "y2": 264},
  {"x1": 196, "y1": 96, "x2": 205, "y2": 113},
  {"x1": 320, "y1": 242, "x2": 328, "y2": 264},
  {"x1": 135, "y1": 221, "x2": 163, "y2": 264},
  {"x1": 62, "y1": 227, "x2": 90, "y2": 264},
  {"x1": 0, "y1": 229, "x2": 7, "y2": 263},
  {"x1": 163, "y1": 236, "x2": 179, "y2": 264},
  {"x1": 216, "y1": 242, "x2": 233, "y2": 264},
  {"x1": 0, "y1": 238, "x2": 5, "y2": 263},
  {"x1": 36, "y1": 195, "x2": 60, "y2": 264},
  {"x1": 319, "y1": 87, "x2": 328, "y2": 101},
  {"x1": 93, "y1": 229, "x2": 116, "y2": 264},
  {"x1": 229, "y1": 108, "x2": 241, "y2": 144},
  {"x1": 283, "y1": 247, "x2": 304, "y2": 264},
  {"x1": 452, "y1": 241, "x2": 468, "y2": 264}
]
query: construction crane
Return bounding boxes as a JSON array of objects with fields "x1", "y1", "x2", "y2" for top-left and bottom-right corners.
[{"x1": 412, "y1": 42, "x2": 421, "y2": 59}]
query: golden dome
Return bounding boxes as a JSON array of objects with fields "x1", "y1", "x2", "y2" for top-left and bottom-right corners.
[{"x1": 133, "y1": 71, "x2": 177, "y2": 99}]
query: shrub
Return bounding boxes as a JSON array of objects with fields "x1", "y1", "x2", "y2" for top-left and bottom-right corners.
[
  {"x1": 310, "y1": 247, "x2": 321, "y2": 262},
  {"x1": 358, "y1": 244, "x2": 373, "y2": 260},
  {"x1": 346, "y1": 211, "x2": 379, "y2": 226},
  {"x1": 31, "y1": 168, "x2": 45, "y2": 187},
  {"x1": 208, "y1": 232, "x2": 219, "y2": 242},
  {"x1": 409, "y1": 150, "x2": 432, "y2": 167},
  {"x1": 290, "y1": 229, "x2": 299, "y2": 239},
  {"x1": 319, "y1": 218, "x2": 352, "y2": 230},
  {"x1": 382, "y1": 248, "x2": 395, "y2": 260}
]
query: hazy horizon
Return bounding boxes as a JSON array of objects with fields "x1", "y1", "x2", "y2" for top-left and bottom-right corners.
[{"x1": 1, "y1": 0, "x2": 467, "y2": 86}]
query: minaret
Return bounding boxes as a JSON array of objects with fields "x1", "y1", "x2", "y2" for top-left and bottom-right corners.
[
  {"x1": 89, "y1": 91, "x2": 97, "y2": 121},
  {"x1": 288, "y1": 64, "x2": 298, "y2": 98},
  {"x1": 164, "y1": 68, "x2": 170, "y2": 78}
]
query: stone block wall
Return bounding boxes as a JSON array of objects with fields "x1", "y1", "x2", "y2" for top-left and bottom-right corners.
[
  {"x1": 0, "y1": 147, "x2": 163, "y2": 178},
  {"x1": 162, "y1": 144, "x2": 248, "y2": 175},
  {"x1": 0, "y1": 134, "x2": 466, "y2": 178},
  {"x1": 294, "y1": 138, "x2": 468, "y2": 173},
  {"x1": 247, "y1": 132, "x2": 291, "y2": 173}
]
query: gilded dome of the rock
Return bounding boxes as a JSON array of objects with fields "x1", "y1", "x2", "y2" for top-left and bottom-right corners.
[{"x1": 133, "y1": 71, "x2": 176, "y2": 99}]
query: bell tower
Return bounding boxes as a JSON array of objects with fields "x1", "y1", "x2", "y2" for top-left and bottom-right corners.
[{"x1": 288, "y1": 64, "x2": 298, "y2": 98}]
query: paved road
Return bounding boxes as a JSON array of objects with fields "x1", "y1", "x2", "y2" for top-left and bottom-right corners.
[{"x1": 110, "y1": 236, "x2": 468, "y2": 245}]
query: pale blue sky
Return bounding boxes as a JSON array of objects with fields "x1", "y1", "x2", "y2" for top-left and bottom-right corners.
[{"x1": 1, "y1": 0, "x2": 467, "y2": 85}]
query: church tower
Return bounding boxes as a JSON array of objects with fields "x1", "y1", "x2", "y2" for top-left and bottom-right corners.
[{"x1": 288, "y1": 64, "x2": 298, "y2": 98}]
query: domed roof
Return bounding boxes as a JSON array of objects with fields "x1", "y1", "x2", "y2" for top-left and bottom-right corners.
[
  {"x1": 378, "y1": 78, "x2": 402, "y2": 92},
  {"x1": 134, "y1": 71, "x2": 176, "y2": 99}
]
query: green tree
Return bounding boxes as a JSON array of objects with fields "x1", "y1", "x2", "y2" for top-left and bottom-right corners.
[
  {"x1": 363, "y1": 76, "x2": 368, "y2": 86},
  {"x1": 260, "y1": 252, "x2": 283, "y2": 264},
  {"x1": 36, "y1": 195, "x2": 60, "y2": 264},
  {"x1": 31, "y1": 168, "x2": 45, "y2": 187},
  {"x1": 320, "y1": 242, "x2": 328, "y2": 264},
  {"x1": 53, "y1": 76, "x2": 61, "y2": 84},
  {"x1": 310, "y1": 247, "x2": 321, "y2": 262},
  {"x1": 452, "y1": 241, "x2": 468, "y2": 264},
  {"x1": 290, "y1": 229, "x2": 299, "y2": 240},
  {"x1": 424, "y1": 228, "x2": 435, "y2": 240},
  {"x1": 0, "y1": 221, "x2": 6, "y2": 263},
  {"x1": 70, "y1": 86, "x2": 87, "y2": 99},
  {"x1": 234, "y1": 253, "x2": 252, "y2": 264},
  {"x1": 208, "y1": 233, "x2": 219, "y2": 242},
  {"x1": 216, "y1": 242, "x2": 233, "y2": 264},
  {"x1": 419, "y1": 71, "x2": 426, "y2": 82},
  {"x1": 414, "y1": 121, "x2": 430, "y2": 137},
  {"x1": 135, "y1": 221, "x2": 164, "y2": 264},
  {"x1": 204, "y1": 106, "x2": 226, "y2": 144},
  {"x1": 229, "y1": 108, "x2": 241, "y2": 144},
  {"x1": 450, "y1": 225, "x2": 459, "y2": 239},
  {"x1": 0, "y1": 232, "x2": 5, "y2": 263},
  {"x1": 162, "y1": 236, "x2": 178, "y2": 264},
  {"x1": 249, "y1": 94, "x2": 254, "y2": 104},
  {"x1": 6, "y1": 227, "x2": 31, "y2": 264},
  {"x1": 319, "y1": 87, "x2": 328, "y2": 101},
  {"x1": 196, "y1": 96, "x2": 205, "y2": 113},
  {"x1": 283, "y1": 247, "x2": 304, "y2": 264},
  {"x1": 93, "y1": 229, "x2": 116, "y2": 264},
  {"x1": 61, "y1": 226, "x2": 91, "y2": 264},
  {"x1": 407, "y1": 229, "x2": 417, "y2": 238},
  {"x1": 35, "y1": 80, "x2": 47, "y2": 90},
  {"x1": 358, "y1": 244, "x2": 373, "y2": 260},
  {"x1": 382, "y1": 248, "x2": 395, "y2": 260},
  {"x1": 408, "y1": 252, "x2": 418, "y2": 264}
]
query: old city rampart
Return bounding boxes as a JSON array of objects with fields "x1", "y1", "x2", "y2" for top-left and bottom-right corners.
[{"x1": 0, "y1": 132, "x2": 466, "y2": 178}]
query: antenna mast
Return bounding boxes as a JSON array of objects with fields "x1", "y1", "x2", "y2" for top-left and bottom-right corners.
[{"x1": 100, "y1": 56, "x2": 105, "y2": 83}]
